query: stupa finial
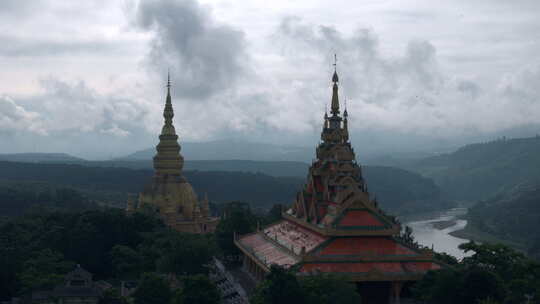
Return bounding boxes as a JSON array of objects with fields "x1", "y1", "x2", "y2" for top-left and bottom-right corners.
[{"x1": 330, "y1": 54, "x2": 340, "y2": 115}]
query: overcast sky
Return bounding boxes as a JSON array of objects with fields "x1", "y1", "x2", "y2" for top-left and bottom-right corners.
[{"x1": 1, "y1": 0, "x2": 540, "y2": 159}]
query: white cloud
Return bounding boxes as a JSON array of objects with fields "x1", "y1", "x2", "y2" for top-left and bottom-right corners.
[
  {"x1": 1, "y1": 0, "x2": 540, "y2": 157},
  {"x1": 0, "y1": 96, "x2": 45, "y2": 135}
]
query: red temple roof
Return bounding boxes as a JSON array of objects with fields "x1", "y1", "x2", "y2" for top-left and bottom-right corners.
[
  {"x1": 337, "y1": 210, "x2": 387, "y2": 227},
  {"x1": 299, "y1": 261, "x2": 440, "y2": 274},
  {"x1": 315, "y1": 237, "x2": 418, "y2": 257}
]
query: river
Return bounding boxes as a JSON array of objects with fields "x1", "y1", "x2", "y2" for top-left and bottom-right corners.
[{"x1": 404, "y1": 208, "x2": 471, "y2": 260}]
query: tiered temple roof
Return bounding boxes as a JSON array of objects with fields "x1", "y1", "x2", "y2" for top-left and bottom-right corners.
[{"x1": 235, "y1": 66, "x2": 440, "y2": 283}]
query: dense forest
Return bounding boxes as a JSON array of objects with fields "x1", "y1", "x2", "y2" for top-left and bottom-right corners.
[
  {"x1": 0, "y1": 182, "x2": 99, "y2": 218},
  {"x1": 362, "y1": 166, "x2": 453, "y2": 216},
  {"x1": 0, "y1": 161, "x2": 303, "y2": 212},
  {"x1": 0, "y1": 202, "x2": 361, "y2": 304},
  {"x1": 413, "y1": 242, "x2": 540, "y2": 304},
  {"x1": 0, "y1": 160, "x2": 451, "y2": 217},
  {"x1": 0, "y1": 208, "x2": 220, "y2": 302}
]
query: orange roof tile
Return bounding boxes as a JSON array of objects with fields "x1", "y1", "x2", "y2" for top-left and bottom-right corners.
[
  {"x1": 338, "y1": 210, "x2": 386, "y2": 227},
  {"x1": 316, "y1": 237, "x2": 417, "y2": 257},
  {"x1": 300, "y1": 261, "x2": 440, "y2": 274}
]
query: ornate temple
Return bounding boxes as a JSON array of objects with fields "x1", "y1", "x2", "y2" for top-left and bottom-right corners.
[
  {"x1": 126, "y1": 75, "x2": 219, "y2": 233},
  {"x1": 235, "y1": 68, "x2": 441, "y2": 304}
]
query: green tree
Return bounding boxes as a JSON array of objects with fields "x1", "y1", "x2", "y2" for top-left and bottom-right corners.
[
  {"x1": 215, "y1": 202, "x2": 256, "y2": 258},
  {"x1": 154, "y1": 232, "x2": 217, "y2": 275},
  {"x1": 460, "y1": 268, "x2": 506, "y2": 304},
  {"x1": 263, "y1": 204, "x2": 283, "y2": 225},
  {"x1": 529, "y1": 236, "x2": 540, "y2": 261},
  {"x1": 460, "y1": 241, "x2": 527, "y2": 280},
  {"x1": 99, "y1": 288, "x2": 128, "y2": 304},
  {"x1": 17, "y1": 249, "x2": 75, "y2": 293},
  {"x1": 414, "y1": 242, "x2": 540, "y2": 304},
  {"x1": 433, "y1": 252, "x2": 459, "y2": 266},
  {"x1": 132, "y1": 273, "x2": 172, "y2": 304},
  {"x1": 175, "y1": 275, "x2": 220, "y2": 304},
  {"x1": 251, "y1": 265, "x2": 305, "y2": 304},
  {"x1": 110, "y1": 245, "x2": 143, "y2": 279},
  {"x1": 300, "y1": 274, "x2": 360, "y2": 304},
  {"x1": 412, "y1": 268, "x2": 462, "y2": 304}
]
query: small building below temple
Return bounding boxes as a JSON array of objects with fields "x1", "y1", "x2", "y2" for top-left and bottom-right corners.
[
  {"x1": 29, "y1": 265, "x2": 102, "y2": 304},
  {"x1": 127, "y1": 75, "x2": 219, "y2": 233},
  {"x1": 235, "y1": 68, "x2": 442, "y2": 304}
]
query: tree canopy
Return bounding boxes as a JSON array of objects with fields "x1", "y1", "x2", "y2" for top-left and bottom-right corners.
[
  {"x1": 0, "y1": 209, "x2": 217, "y2": 300},
  {"x1": 251, "y1": 265, "x2": 360, "y2": 304},
  {"x1": 413, "y1": 241, "x2": 540, "y2": 304}
]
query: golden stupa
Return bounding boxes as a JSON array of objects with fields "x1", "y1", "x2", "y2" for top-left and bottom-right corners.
[{"x1": 127, "y1": 74, "x2": 219, "y2": 233}]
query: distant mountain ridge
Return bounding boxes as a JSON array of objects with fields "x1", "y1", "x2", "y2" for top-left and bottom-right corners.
[
  {"x1": 392, "y1": 136, "x2": 540, "y2": 201},
  {"x1": 120, "y1": 139, "x2": 314, "y2": 162},
  {"x1": 0, "y1": 153, "x2": 84, "y2": 163}
]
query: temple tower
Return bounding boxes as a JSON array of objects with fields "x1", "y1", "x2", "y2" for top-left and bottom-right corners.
[
  {"x1": 127, "y1": 74, "x2": 219, "y2": 233},
  {"x1": 235, "y1": 63, "x2": 441, "y2": 304}
]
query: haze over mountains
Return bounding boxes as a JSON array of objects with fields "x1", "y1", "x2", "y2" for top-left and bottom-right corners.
[
  {"x1": 120, "y1": 139, "x2": 315, "y2": 162},
  {"x1": 387, "y1": 136, "x2": 540, "y2": 202},
  {"x1": 2, "y1": 135, "x2": 540, "y2": 252}
]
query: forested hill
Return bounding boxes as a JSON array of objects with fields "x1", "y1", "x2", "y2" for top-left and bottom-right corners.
[
  {"x1": 90, "y1": 159, "x2": 310, "y2": 177},
  {"x1": 467, "y1": 183, "x2": 540, "y2": 259},
  {"x1": 403, "y1": 136, "x2": 540, "y2": 201},
  {"x1": 362, "y1": 166, "x2": 453, "y2": 216},
  {"x1": 0, "y1": 161, "x2": 303, "y2": 209},
  {"x1": 0, "y1": 161, "x2": 452, "y2": 217}
]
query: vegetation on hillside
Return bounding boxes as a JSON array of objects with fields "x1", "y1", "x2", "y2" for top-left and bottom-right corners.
[
  {"x1": 0, "y1": 182, "x2": 99, "y2": 217},
  {"x1": 403, "y1": 136, "x2": 540, "y2": 201},
  {"x1": 0, "y1": 161, "x2": 451, "y2": 216},
  {"x1": 363, "y1": 166, "x2": 454, "y2": 215},
  {"x1": 466, "y1": 183, "x2": 540, "y2": 259},
  {"x1": 0, "y1": 161, "x2": 303, "y2": 210},
  {"x1": 413, "y1": 242, "x2": 540, "y2": 304},
  {"x1": 0, "y1": 209, "x2": 217, "y2": 301},
  {"x1": 251, "y1": 266, "x2": 361, "y2": 304}
]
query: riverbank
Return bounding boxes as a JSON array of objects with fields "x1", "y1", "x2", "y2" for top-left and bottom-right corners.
[
  {"x1": 431, "y1": 220, "x2": 456, "y2": 230},
  {"x1": 405, "y1": 208, "x2": 471, "y2": 259},
  {"x1": 450, "y1": 222, "x2": 526, "y2": 251}
]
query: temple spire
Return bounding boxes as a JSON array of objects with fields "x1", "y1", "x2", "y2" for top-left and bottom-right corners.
[
  {"x1": 167, "y1": 70, "x2": 171, "y2": 95},
  {"x1": 331, "y1": 54, "x2": 340, "y2": 115},
  {"x1": 162, "y1": 71, "x2": 175, "y2": 136},
  {"x1": 154, "y1": 72, "x2": 183, "y2": 175}
]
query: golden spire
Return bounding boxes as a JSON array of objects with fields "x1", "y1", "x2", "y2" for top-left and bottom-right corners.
[
  {"x1": 343, "y1": 98, "x2": 349, "y2": 141},
  {"x1": 153, "y1": 72, "x2": 184, "y2": 175},
  {"x1": 331, "y1": 54, "x2": 340, "y2": 115},
  {"x1": 162, "y1": 71, "x2": 175, "y2": 135}
]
